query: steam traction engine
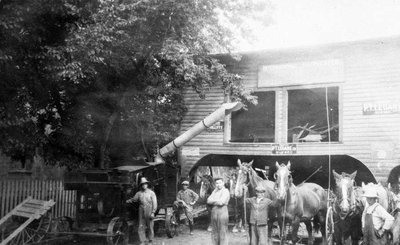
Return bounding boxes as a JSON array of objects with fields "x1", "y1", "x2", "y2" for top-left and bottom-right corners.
[{"x1": 61, "y1": 102, "x2": 243, "y2": 245}]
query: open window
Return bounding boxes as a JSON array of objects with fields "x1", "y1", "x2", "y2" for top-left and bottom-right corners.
[
  {"x1": 287, "y1": 86, "x2": 339, "y2": 143},
  {"x1": 230, "y1": 91, "x2": 275, "y2": 143}
]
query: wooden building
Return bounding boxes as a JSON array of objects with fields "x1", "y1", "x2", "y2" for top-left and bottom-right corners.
[{"x1": 179, "y1": 36, "x2": 400, "y2": 186}]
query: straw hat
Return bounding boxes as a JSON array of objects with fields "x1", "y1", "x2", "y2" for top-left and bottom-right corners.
[
  {"x1": 182, "y1": 180, "x2": 189, "y2": 185},
  {"x1": 139, "y1": 177, "x2": 150, "y2": 186},
  {"x1": 362, "y1": 188, "x2": 378, "y2": 198}
]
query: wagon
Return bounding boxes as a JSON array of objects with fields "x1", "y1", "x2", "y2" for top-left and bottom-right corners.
[{"x1": 0, "y1": 197, "x2": 55, "y2": 245}]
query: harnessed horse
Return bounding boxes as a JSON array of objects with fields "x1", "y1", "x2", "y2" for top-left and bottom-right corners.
[
  {"x1": 234, "y1": 159, "x2": 277, "y2": 239},
  {"x1": 274, "y1": 161, "x2": 327, "y2": 245},
  {"x1": 199, "y1": 174, "x2": 215, "y2": 232},
  {"x1": 332, "y1": 170, "x2": 364, "y2": 245}
]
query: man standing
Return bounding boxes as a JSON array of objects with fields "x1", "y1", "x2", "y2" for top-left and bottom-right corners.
[
  {"x1": 207, "y1": 178, "x2": 230, "y2": 245},
  {"x1": 126, "y1": 177, "x2": 157, "y2": 245},
  {"x1": 362, "y1": 188, "x2": 394, "y2": 245},
  {"x1": 173, "y1": 180, "x2": 199, "y2": 235},
  {"x1": 245, "y1": 186, "x2": 272, "y2": 245}
]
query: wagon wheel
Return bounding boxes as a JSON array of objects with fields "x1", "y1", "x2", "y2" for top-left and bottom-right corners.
[
  {"x1": 165, "y1": 212, "x2": 178, "y2": 238},
  {"x1": 107, "y1": 217, "x2": 129, "y2": 245},
  {"x1": 53, "y1": 216, "x2": 74, "y2": 234},
  {"x1": 5, "y1": 212, "x2": 54, "y2": 245},
  {"x1": 27, "y1": 211, "x2": 53, "y2": 243},
  {"x1": 325, "y1": 206, "x2": 334, "y2": 245}
]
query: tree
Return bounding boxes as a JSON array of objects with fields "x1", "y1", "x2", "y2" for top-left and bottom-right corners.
[{"x1": 0, "y1": 0, "x2": 268, "y2": 169}]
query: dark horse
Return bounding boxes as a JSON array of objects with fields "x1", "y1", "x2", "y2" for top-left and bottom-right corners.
[
  {"x1": 332, "y1": 170, "x2": 364, "y2": 245},
  {"x1": 275, "y1": 161, "x2": 327, "y2": 245},
  {"x1": 199, "y1": 174, "x2": 215, "y2": 231},
  {"x1": 234, "y1": 159, "x2": 277, "y2": 239}
]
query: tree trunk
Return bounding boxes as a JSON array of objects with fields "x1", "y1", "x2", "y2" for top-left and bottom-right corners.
[
  {"x1": 140, "y1": 126, "x2": 151, "y2": 161},
  {"x1": 98, "y1": 92, "x2": 128, "y2": 169}
]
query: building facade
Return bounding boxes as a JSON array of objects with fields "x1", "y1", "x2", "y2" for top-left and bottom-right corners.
[{"x1": 179, "y1": 37, "x2": 400, "y2": 184}]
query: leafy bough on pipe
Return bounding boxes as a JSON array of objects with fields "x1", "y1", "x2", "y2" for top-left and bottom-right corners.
[{"x1": 155, "y1": 102, "x2": 243, "y2": 163}]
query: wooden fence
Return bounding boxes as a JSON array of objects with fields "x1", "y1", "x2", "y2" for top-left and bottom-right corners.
[{"x1": 0, "y1": 180, "x2": 76, "y2": 219}]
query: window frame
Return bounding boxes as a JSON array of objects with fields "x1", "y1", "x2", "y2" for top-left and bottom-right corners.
[
  {"x1": 225, "y1": 83, "x2": 343, "y2": 145},
  {"x1": 283, "y1": 83, "x2": 343, "y2": 144},
  {"x1": 224, "y1": 87, "x2": 281, "y2": 145}
]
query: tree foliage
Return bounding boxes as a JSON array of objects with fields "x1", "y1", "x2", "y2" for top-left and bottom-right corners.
[{"x1": 0, "y1": 0, "x2": 268, "y2": 169}]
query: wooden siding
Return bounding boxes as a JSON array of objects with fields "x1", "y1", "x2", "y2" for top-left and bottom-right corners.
[{"x1": 179, "y1": 38, "x2": 400, "y2": 183}]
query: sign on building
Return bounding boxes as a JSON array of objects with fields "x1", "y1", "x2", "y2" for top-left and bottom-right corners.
[
  {"x1": 206, "y1": 120, "x2": 224, "y2": 132},
  {"x1": 363, "y1": 102, "x2": 400, "y2": 115},
  {"x1": 272, "y1": 144, "x2": 297, "y2": 155}
]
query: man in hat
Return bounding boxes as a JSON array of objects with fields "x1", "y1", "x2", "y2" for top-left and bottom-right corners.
[
  {"x1": 173, "y1": 180, "x2": 199, "y2": 235},
  {"x1": 362, "y1": 188, "x2": 394, "y2": 245},
  {"x1": 244, "y1": 185, "x2": 273, "y2": 245},
  {"x1": 126, "y1": 177, "x2": 157, "y2": 245},
  {"x1": 207, "y1": 177, "x2": 230, "y2": 245}
]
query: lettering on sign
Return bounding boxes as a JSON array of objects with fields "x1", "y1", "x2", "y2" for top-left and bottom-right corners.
[
  {"x1": 206, "y1": 121, "x2": 224, "y2": 132},
  {"x1": 181, "y1": 147, "x2": 200, "y2": 156},
  {"x1": 363, "y1": 102, "x2": 400, "y2": 115},
  {"x1": 272, "y1": 144, "x2": 297, "y2": 155}
]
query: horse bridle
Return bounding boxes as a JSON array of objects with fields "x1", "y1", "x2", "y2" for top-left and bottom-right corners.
[
  {"x1": 334, "y1": 181, "x2": 357, "y2": 219},
  {"x1": 273, "y1": 171, "x2": 292, "y2": 191}
]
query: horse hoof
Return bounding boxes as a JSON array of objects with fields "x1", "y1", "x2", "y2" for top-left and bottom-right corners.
[
  {"x1": 240, "y1": 228, "x2": 246, "y2": 233},
  {"x1": 232, "y1": 227, "x2": 238, "y2": 233},
  {"x1": 207, "y1": 227, "x2": 212, "y2": 232}
]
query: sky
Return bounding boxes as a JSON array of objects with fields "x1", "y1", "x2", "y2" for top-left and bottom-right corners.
[{"x1": 237, "y1": 0, "x2": 400, "y2": 51}]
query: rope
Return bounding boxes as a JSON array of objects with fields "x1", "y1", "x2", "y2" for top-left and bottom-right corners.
[
  {"x1": 281, "y1": 191, "x2": 288, "y2": 244},
  {"x1": 325, "y1": 87, "x2": 332, "y2": 200},
  {"x1": 243, "y1": 188, "x2": 249, "y2": 243}
]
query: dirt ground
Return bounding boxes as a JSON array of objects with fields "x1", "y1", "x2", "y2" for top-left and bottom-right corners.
[{"x1": 42, "y1": 216, "x2": 325, "y2": 245}]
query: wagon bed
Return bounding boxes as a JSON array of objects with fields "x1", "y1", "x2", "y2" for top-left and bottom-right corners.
[{"x1": 0, "y1": 197, "x2": 55, "y2": 245}]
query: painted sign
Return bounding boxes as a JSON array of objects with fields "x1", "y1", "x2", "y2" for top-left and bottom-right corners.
[
  {"x1": 206, "y1": 120, "x2": 224, "y2": 132},
  {"x1": 363, "y1": 102, "x2": 400, "y2": 115},
  {"x1": 258, "y1": 59, "x2": 344, "y2": 87},
  {"x1": 272, "y1": 144, "x2": 297, "y2": 155},
  {"x1": 181, "y1": 147, "x2": 200, "y2": 156}
]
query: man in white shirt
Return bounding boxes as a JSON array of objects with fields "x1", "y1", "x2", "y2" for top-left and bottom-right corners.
[
  {"x1": 362, "y1": 188, "x2": 394, "y2": 245},
  {"x1": 207, "y1": 178, "x2": 230, "y2": 245}
]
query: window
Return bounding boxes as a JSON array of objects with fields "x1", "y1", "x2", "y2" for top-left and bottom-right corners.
[
  {"x1": 287, "y1": 86, "x2": 339, "y2": 143},
  {"x1": 230, "y1": 91, "x2": 275, "y2": 143}
]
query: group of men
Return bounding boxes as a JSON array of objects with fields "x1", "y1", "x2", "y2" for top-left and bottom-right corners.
[
  {"x1": 125, "y1": 176, "x2": 396, "y2": 245},
  {"x1": 126, "y1": 176, "x2": 273, "y2": 245}
]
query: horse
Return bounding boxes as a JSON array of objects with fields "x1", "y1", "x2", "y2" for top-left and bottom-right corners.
[
  {"x1": 224, "y1": 169, "x2": 246, "y2": 233},
  {"x1": 199, "y1": 174, "x2": 215, "y2": 232},
  {"x1": 274, "y1": 161, "x2": 327, "y2": 245},
  {"x1": 332, "y1": 170, "x2": 364, "y2": 245},
  {"x1": 234, "y1": 159, "x2": 277, "y2": 239}
]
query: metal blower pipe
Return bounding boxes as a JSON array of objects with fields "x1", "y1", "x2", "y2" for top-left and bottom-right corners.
[{"x1": 155, "y1": 102, "x2": 243, "y2": 163}]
